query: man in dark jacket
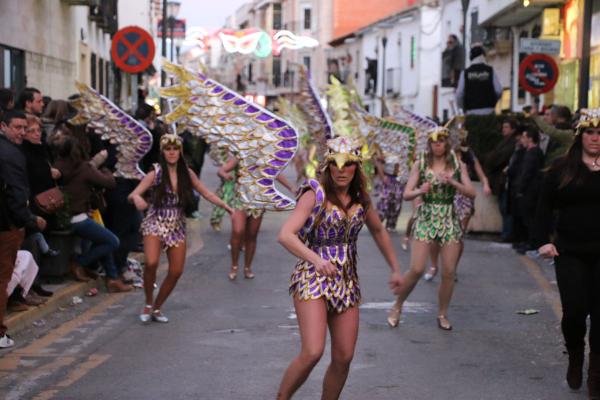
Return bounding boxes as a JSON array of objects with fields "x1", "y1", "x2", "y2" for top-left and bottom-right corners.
[
  {"x1": 456, "y1": 45, "x2": 502, "y2": 115},
  {"x1": 485, "y1": 119, "x2": 520, "y2": 241},
  {"x1": 513, "y1": 127, "x2": 544, "y2": 254},
  {"x1": 0, "y1": 110, "x2": 46, "y2": 348}
]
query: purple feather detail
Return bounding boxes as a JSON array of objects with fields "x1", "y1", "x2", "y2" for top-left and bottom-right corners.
[
  {"x1": 263, "y1": 168, "x2": 278, "y2": 176},
  {"x1": 278, "y1": 129, "x2": 296, "y2": 138},
  {"x1": 211, "y1": 86, "x2": 224, "y2": 94},
  {"x1": 279, "y1": 200, "x2": 291, "y2": 207},
  {"x1": 316, "y1": 191, "x2": 324, "y2": 203},
  {"x1": 134, "y1": 126, "x2": 143, "y2": 133},
  {"x1": 258, "y1": 178, "x2": 273, "y2": 186},
  {"x1": 222, "y1": 93, "x2": 235, "y2": 101},
  {"x1": 256, "y1": 113, "x2": 272, "y2": 121},
  {"x1": 273, "y1": 195, "x2": 282, "y2": 201},
  {"x1": 338, "y1": 247, "x2": 345, "y2": 262},
  {"x1": 278, "y1": 139, "x2": 297, "y2": 149},
  {"x1": 117, "y1": 112, "x2": 124, "y2": 118},
  {"x1": 120, "y1": 117, "x2": 128, "y2": 124},
  {"x1": 265, "y1": 188, "x2": 276, "y2": 194},
  {"x1": 111, "y1": 109, "x2": 119, "y2": 114},
  {"x1": 127, "y1": 122, "x2": 136, "y2": 128},
  {"x1": 269, "y1": 159, "x2": 286, "y2": 167},
  {"x1": 267, "y1": 120, "x2": 287, "y2": 129},
  {"x1": 245, "y1": 105, "x2": 259, "y2": 114},
  {"x1": 248, "y1": 165, "x2": 258, "y2": 172},
  {"x1": 234, "y1": 98, "x2": 246, "y2": 106},
  {"x1": 274, "y1": 150, "x2": 293, "y2": 159},
  {"x1": 330, "y1": 246, "x2": 337, "y2": 258}
]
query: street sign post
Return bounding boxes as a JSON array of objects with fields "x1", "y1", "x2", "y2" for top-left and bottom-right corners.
[
  {"x1": 519, "y1": 53, "x2": 559, "y2": 95},
  {"x1": 111, "y1": 26, "x2": 156, "y2": 74}
]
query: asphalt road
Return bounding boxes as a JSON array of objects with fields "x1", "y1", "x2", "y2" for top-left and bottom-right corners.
[{"x1": 0, "y1": 163, "x2": 586, "y2": 400}]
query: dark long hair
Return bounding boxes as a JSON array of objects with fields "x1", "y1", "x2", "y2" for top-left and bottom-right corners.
[
  {"x1": 57, "y1": 136, "x2": 85, "y2": 165},
  {"x1": 153, "y1": 150, "x2": 196, "y2": 212},
  {"x1": 551, "y1": 133, "x2": 585, "y2": 189},
  {"x1": 320, "y1": 162, "x2": 371, "y2": 212}
]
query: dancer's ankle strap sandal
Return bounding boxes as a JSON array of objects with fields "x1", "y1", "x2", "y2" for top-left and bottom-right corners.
[
  {"x1": 437, "y1": 315, "x2": 452, "y2": 331},
  {"x1": 228, "y1": 265, "x2": 238, "y2": 280},
  {"x1": 243, "y1": 267, "x2": 255, "y2": 279}
]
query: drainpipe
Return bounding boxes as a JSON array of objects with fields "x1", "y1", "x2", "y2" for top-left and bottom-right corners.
[{"x1": 578, "y1": 0, "x2": 592, "y2": 109}]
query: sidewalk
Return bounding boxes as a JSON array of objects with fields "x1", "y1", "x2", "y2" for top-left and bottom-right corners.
[{"x1": 6, "y1": 252, "x2": 145, "y2": 335}]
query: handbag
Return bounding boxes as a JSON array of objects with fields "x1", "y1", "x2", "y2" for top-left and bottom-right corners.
[
  {"x1": 34, "y1": 186, "x2": 65, "y2": 214},
  {"x1": 89, "y1": 187, "x2": 107, "y2": 212}
]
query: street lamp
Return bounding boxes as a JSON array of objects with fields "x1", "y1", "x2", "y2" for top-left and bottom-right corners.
[{"x1": 167, "y1": 1, "x2": 181, "y2": 63}]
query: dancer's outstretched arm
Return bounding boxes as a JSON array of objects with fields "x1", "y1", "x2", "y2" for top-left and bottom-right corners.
[
  {"x1": 188, "y1": 169, "x2": 234, "y2": 215},
  {"x1": 128, "y1": 170, "x2": 157, "y2": 211},
  {"x1": 277, "y1": 191, "x2": 337, "y2": 277},
  {"x1": 447, "y1": 162, "x2": 476, "y2": 199},
  {"x1": 365, "y1": 205, "x2": 404, "y2": 294}
]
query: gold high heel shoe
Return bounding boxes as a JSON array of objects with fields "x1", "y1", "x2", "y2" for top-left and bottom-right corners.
[
  {"x1": 387, "y1": 305, "x2": 402, "y2": 327},
  {"x1": 244, "y1": 267, "x2": 255, "y2": 279},
  {"x1": 228, "y1": 265, "x2": 238, "y2": 280}
]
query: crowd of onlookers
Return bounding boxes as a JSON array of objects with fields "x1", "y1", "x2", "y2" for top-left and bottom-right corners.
[
  {"x1": 0, "y1": 86, "x2": 187, "y2": 348},
  {"x1": 484, "y1": 104, "x2": 577, "y2": 256}
]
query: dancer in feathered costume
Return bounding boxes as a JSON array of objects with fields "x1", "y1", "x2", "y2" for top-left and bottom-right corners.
[
  {"x1": 387, "y1": 127, "x2": 476, "y2": 330},
  {"x1": 160, "y1": 61, "x2": 298, "y2": 281},
  {"x1": 277, "y1": 136, "x2": 404, "y2": 400},
  {"x1": 353, "y1": 106, "x2": 421, "y2": 232}
]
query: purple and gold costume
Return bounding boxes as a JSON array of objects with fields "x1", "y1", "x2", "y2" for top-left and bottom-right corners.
[
  {"x1": 289, "y1": 179, "x2": 365, "y2": 313},
  {"x1": 140, "y1": 164, "x2": 186, "y2": 249}
]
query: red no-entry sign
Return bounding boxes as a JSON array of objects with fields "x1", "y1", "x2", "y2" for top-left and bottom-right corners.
[
  {"x1": 519, "y1": 54, "x2": 559, "y2": 95},
  {"x1": 111, "y1": 26, "x2": 155, "y2": 74}
]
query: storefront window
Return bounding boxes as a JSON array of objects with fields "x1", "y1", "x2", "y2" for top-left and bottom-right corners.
[{"x1": 0, "y1": 44, "x2": 25, "y2": 93}]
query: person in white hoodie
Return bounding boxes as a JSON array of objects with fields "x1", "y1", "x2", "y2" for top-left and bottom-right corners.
[{"x1": 456, "y1": 45, "x2": 503, "y2": 115}]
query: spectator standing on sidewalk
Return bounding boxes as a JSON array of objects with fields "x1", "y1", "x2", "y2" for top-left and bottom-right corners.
[
  {"x1": 441, "y1": 34, "x2": 464, "y2": 88},
  {"x1": 0, "y1": 110, "x2": 47, "y2": 348},
  {"x1": 456, "y1": 45, "x2": 502, "y2": 115},
  {"x1": 530, "y1": 104, "x2": 574, "y2": 164},
  {"x1": 534, "y1": 109, "x2": 600, "y2": 397},
  {"x1": 485, "y1": 119, "x2": 520, "y2": 241},
  {"x1": 16, "y1": 88, "x2": 44, "y2": 116}
]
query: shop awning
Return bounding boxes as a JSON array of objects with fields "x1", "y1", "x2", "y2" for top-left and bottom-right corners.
[{"x1": 480, "y1": 0, "x2": 567, "y2": 27}]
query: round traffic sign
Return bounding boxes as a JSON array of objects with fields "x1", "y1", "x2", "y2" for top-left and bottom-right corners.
[
  {"x1": 519, "y1": 54, "x2": 559, "y2": 95},
  {"x1": 111, "y1": 26, "x2": 156, "y2": 74}
]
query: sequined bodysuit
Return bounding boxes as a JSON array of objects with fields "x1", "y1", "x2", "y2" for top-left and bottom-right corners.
[
  {"x1": 140, "y1": 164, "x2": 186, "y2": 249},
  {"x1": 412, "y1": 151, "x2": 463, "y2": 244},
  {"x1": 289, "y1": 179, "x2": 365, "y2": 313}
]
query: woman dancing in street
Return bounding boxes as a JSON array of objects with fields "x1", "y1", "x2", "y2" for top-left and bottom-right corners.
[
  {"x1": 534, "y1": 109, "x2": 600, "y2": 397},
  {"x1": 387, "y1": 128, "x2": 475, "y2": 330},
  {"x1": 423, "y1": 130, "x2": 491, "y2": 281},
  {"x1": 276, "y1": 137, "x2": 404, "y2": 400},
  {"x1": 219, "y1": 156, "x2": 294, "y2": 280},
  {"x1": 129, "y1": 134, "x2": 234, "y2": 323}
]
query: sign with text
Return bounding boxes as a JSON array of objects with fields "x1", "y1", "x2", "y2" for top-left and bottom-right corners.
[
  {"x1": 519, "y1": 53, "x2": 559, "y2": 95},
  {"x1": 157, "y1": 18, "x2": 186, "y2": 38},
  {"x1": 520, "y1": 38, "x2": 561, "y2": 55}
]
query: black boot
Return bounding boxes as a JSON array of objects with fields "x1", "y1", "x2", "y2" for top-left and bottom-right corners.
[
  {"x1": 31, "y1": 283, "x2": 53, "y2": 297},
  {"x1": 566, "y1": 346, "x2": 584, "y2": 390},
  {"x1": 588, "y1": 353, "x2": 600, "y2": 399}
]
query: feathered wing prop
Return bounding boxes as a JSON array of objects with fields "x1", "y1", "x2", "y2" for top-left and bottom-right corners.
[
  {"x1": 392, "y1": 107, "x2": 436, "y2": 154},
  {"x1": 160, "y1": 61, "x2": 297, "y2": 213},
  {"x1": 69, "y1": 82, "x2": 153, "y2": 180},
  {"x1": 295, "y1": 65, "x2": 334, "y2": 157},
  {"x1": 443, "y1": 115, "x2": 466, "y2": 148},
  {"x1": 353, "y1": 105, "x2": 418, "y2": 182}
]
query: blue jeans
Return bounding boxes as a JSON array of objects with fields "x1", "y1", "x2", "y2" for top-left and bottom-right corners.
[{"x1": 71, "y1": 217, "x2": 120, "y2": 279}]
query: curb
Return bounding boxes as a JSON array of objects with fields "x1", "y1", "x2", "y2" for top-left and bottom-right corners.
[{"x1": 6, "y1": 279, "x2": 101, "y2": 335}]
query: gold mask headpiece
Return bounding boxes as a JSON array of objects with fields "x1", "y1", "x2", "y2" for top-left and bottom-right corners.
[
  {"x1": 160, "y1": 133, "x2": 183, "y2": 151},
  {"x1": 323, "y1": 136, "x2": 363, "y2": 169},
  {"x1": 576, "y1": 108, "x2": 600, "y2": 134},
  {"x1": 428, "y1": 127, "x2": 450, "y2": 142}
]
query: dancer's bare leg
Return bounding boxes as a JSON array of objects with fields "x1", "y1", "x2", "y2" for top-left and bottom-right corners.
[
  {"x1": 143, "y1": 235, "x2": 162, "y2": 305},
  {"x1": 438, "y1": 241, "x2": 462, "y2": 319},
  {"x1": 243, "y1": 214, "x2": 263, "y2": 277},
  {"x1": 229, "y1": 210, "x2": 246, "y2": 278},
  {"x1": 321, "y1": 306, "x2": 359, "y2": 400},
  {"x1": 277, "y1": 298, "x2": 328, "y2": 400},
  {"x1": 153, "y1": 240, "x2": 186, "y2": 310},
  {"x1": 393, "y1": 240, "x2": 430, "y2": 309}
]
